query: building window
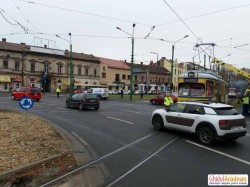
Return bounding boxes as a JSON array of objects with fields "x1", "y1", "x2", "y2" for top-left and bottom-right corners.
[
  {"x1": 94, "y1": 68, "x2": 97, "y2": 77},
  {"x1": 85, "y1": 68, "x2": 89, "y2": 76},
  {"x1": 103, "y1": 66, "x2": 105, "y2": 71},
  {"x1": 127, "y1": 75, "x2": 130, "y2": 80},
  {"x1": 102, "y1": 72, "x2": 106, "y2": 78},
  {"x1": 122, "y1": 74, "x2": 126, "y2": 79},
  {"x1": 58, "y1": 65, "x2": 62, "y2": 74},
  {"x1": 3, "y1": 60, "x2": 8, "y2": 69},
  {"x1": 135, "y1": 75, "x2": 138, "y2": 81},
  {"x1": 141, "y1": 76, "x2": 144, "y2": 82},
  {"x1": 78, "y1": 67, "x2": 81, "y2": 75},
  {"x1": 175, "y1": 69, "x2": 177, "y2": 75},
  {"x1": 15, "y1": 62, "x2": 20, "y2": 71},
  {"x1": 115, "y1": 74, "x2": 120, "y2": 82},
  {"x1": 31, "y1": 63, "x2": 35, "y2": 72}
]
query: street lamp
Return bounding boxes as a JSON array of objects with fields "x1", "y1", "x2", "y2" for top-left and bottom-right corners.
[
  {"x1": 161, "y1": 35, "x2": 189, "y2": 93},
  {"x1": 116, "y1": 23, "x2": 136, "y2": 101},
  {"x1": 56, "y1": 33, "x2": 73, "y2": 97},
  {"x1": 150, "y1": 52, "x2": 159, "y2": 93}
]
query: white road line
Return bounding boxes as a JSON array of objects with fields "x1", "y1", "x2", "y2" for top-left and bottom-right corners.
[
  {"x1": 71, "y1": 131, "x2": 88, "y2": 146},
  {"x1": 106, "y1": 136, "x2": 179, "y2": 187},
  {"x1": 57, "y1": 108, "x2": 71, "y2": 110},
  {"x1": 246, "y1": 134, "x2": 250, "y2": 136},
  {"x1": 186, "y1": 140, "x2": 250, "y2": 166},
  {"x1": 122, "y1": 110, "x2": 140, "y2": 114},
  {"x1": 40, "y1": 132, "x2": 157, "y2": 187},
  {"x1": 106, "y1": 116, "x2": 134, "y2": 125}
]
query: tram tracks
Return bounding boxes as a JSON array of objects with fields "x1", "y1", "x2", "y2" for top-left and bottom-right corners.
[{"x1": 40, "y1": 132, "x2": 180, "y2": 187}]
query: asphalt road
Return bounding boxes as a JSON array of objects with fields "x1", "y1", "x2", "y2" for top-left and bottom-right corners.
[{"x1": 1, "y1": 93, "x2": 250, "y2": 187}]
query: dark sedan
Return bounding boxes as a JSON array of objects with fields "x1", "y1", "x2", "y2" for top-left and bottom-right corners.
[
  {"x1": 150, "y1": 93, "x2": 177, "y2": 105},
  {"x1": 66, "y1": 93, "x2": 100, "y2": 110}
]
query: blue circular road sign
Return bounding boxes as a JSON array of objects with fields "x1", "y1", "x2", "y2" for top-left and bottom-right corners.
[{"x1": 19, "y1": 96, "x2": 34, "y2": 110}]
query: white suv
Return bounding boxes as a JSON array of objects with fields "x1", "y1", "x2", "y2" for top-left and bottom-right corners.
[
  {"x1": 151, "y1": 101, "x2": 247, "y2": 145},
  {"x1": 87, "y1": 88, "x2": 109, "y2": 100}
]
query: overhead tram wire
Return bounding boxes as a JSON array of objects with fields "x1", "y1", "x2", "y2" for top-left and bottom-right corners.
[
  {"x1": 156, "y1": 3, "x2": 250, "y2": 27},
  {"x1": 17, "y1": 0, "x2": 153, "y2": 27},
  {"x1": 162, "y1": 0, "x2": 217, "y2": 64},
  {"x1": 0, "y1": 9, "x2": 28, "y2": 33}
]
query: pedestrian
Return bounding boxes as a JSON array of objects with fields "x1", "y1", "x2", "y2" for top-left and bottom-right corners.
[
  {"x1": 56, "y1": 87, "x2": 61, "y2": 98},
  {"x1": 164, "y1": 92, "x2": 173, "y2": 108},
  {"x1": 121, "y1": 89, "x2": 124, "y2": 99},
  {"x1": 140, "y1": 90, "x2": 144, "y2": 100},
  {"x1": 241, "y1": 93, "x2": 249, "y2": 116}
]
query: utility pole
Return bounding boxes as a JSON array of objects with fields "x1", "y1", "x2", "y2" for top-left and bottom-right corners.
[{"x1": 69, "y1": 33, "x2": 73, "y2": 97}]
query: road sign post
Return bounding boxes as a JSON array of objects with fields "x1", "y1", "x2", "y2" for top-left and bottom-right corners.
[{"x1": 19, "y1": 96, "x2": 34, "y2": 121}]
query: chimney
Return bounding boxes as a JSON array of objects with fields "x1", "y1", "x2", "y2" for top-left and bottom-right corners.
[
  {"x1": 140, "y1": 62, "x2": 143, "y2": 65},
  {"x1": 44, "y1": 45, "x2": 47, "y2": 48},
  {"x1": 150, "y1": 61, "x2": 153, "y2": 65},
  {"x1": 2, "y1": 38, "x2": 6, "y2": 42},
  {"x1": 21, "y1": 42, "x2": 26, "y2": 45}
]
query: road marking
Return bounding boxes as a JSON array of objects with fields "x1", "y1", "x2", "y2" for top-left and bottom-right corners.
[
  {"x1": 106, "y1": 136, "x2": 180, "y2": 187},
  {"x1": 186, "y1": 140, "x2": 250, "y2": 166},
  {"x1": 106, "y1": 116, "x2": 134, "y2": 124},
  {"x1": 71, "y1": 131, "x2": 88, "y2": 146},
  {"x1": 57, "y1": 108, "x2": 71, "y2": 110},
  {"x1": 122, "y1": 110, "x2": 140, "y2": 114},
  {"x1": 246, "y1": 134, "x2": 250, "y2": 136},
  {"x1": 40, "y1": 132, "x2": 157, "y2": 187}
]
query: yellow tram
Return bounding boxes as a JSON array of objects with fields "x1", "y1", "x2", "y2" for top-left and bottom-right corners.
[{"x1": 178, "y1": 70, "x2": 229, "y2": 103}]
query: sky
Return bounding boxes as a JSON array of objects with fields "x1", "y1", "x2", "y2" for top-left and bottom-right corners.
[{"x1": 1, "y1": 0, "x2": 250, "y2": 69}]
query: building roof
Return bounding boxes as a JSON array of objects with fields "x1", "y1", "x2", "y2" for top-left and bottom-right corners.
[
  {"x1": 0, "y1": 38, "x2": 100, "y2": 62},
  {"x1": 99, "y1": 57, "x2": 130, "y2": 70},
  {"x1": 0, "y1": 38, "x2": 28, "y2": 52},
  {"x1": 132, "y1": 63, "x2": 170, "y2": 74}
]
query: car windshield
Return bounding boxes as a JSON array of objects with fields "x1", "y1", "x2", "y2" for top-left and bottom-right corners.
[
  {"x1": 30, "y1": 88, "x2": 41, "y2": 93},
  {"x1": 212, "y1": 107, "x2": 239, "y2": 115},
  {"x1": 86, "y1": 94, "x2": 98, "y2": 99}
]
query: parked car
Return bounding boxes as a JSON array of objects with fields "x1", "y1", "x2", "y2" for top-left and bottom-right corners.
[
  {"x1": 134, "y1": 90, "x2": 145, "y2": 95},
  {"x1": 73, "y1": 88, "x2": 86, "y2": 94},
  {"x1": 87, "y1": 88, "x2": 109, "y2": 100},
  {"x1": 150, "y1": 93, "x2": 177, "y2": 105},
  {"x1": 11, "y1": 87, "x2": 42, "y2": 101},
  {"x1": 66, "y1": 93, "x2": 100, "y2": 110},
  {"x1": 151, "y1": 101, "x2": 247, "y2": 145}
]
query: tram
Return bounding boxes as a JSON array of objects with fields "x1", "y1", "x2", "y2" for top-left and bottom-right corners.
[{"x1": 178, "y1": 70, "x2": 229, "y2": 103}]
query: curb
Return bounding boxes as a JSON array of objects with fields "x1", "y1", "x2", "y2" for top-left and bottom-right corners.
[{"x1": 0, "y1": 155, "x2": 60, "y2": 180}]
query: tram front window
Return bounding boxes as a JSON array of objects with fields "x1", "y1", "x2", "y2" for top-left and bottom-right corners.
[{"x1": 179, "y1": 83, "x2": 205, "y2": 96}]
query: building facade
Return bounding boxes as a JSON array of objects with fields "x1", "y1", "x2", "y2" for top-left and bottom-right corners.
[{"x1": 0, "y1": 38, "x2": 100, "y2": 92}]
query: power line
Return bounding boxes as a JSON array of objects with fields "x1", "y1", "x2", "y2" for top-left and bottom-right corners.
[
  {"x1": 17, "y1": 0, "x2": 153, "y2": 27},
  {"x1": 157, "y1": 3, "x2": 250, "y2": 27}
]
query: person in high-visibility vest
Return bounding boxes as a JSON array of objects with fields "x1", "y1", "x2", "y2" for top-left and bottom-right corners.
[
  {"x1": 241, "y1": 93, "x2": 249, "y2": 116},
  {"x1": 164, "y1": 93, "x2": 173, "y2": 108},
  {"x1": 56, "y1": 87, "x2": 61, "y2": 98}
]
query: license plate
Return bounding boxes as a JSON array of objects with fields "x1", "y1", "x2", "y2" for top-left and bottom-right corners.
[
  {"x1": 231, "y1": 126, "x2": 243, "y2": 131},
  {"x1": 90, "y1": 100, "x2": 95, "y2": 102}
]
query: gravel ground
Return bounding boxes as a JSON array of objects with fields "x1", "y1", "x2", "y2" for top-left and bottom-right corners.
[{"x1": 0, "y1": 110, "x2": 69, "y2": 174}]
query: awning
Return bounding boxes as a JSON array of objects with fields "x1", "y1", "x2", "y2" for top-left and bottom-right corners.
[{"x1": 0, "y1": 75, "x2": 11, "y2": 83}]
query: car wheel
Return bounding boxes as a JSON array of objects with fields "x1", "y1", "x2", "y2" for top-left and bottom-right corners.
[
  {"x1": 79, "y1": 103, "x2": 83, "y2": 111},
  {"x1": 197, "y1": 127, "x2": 215, "y2": 145},
  {"x1": 66, "y1": 102, "x2": 70, "y2": 108},
  {"x1": 94, "y1": 107, "x2": 99, "y2": 111},
  {"x1": 11, "y1": 95, "x2": 16, "y2": 100},
  {"x1": 36, "y1": 99, "x2": 40, "y2": 102},
  {"x1": 152, "y1": 115, "x2": 164, "y2": 130}
]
